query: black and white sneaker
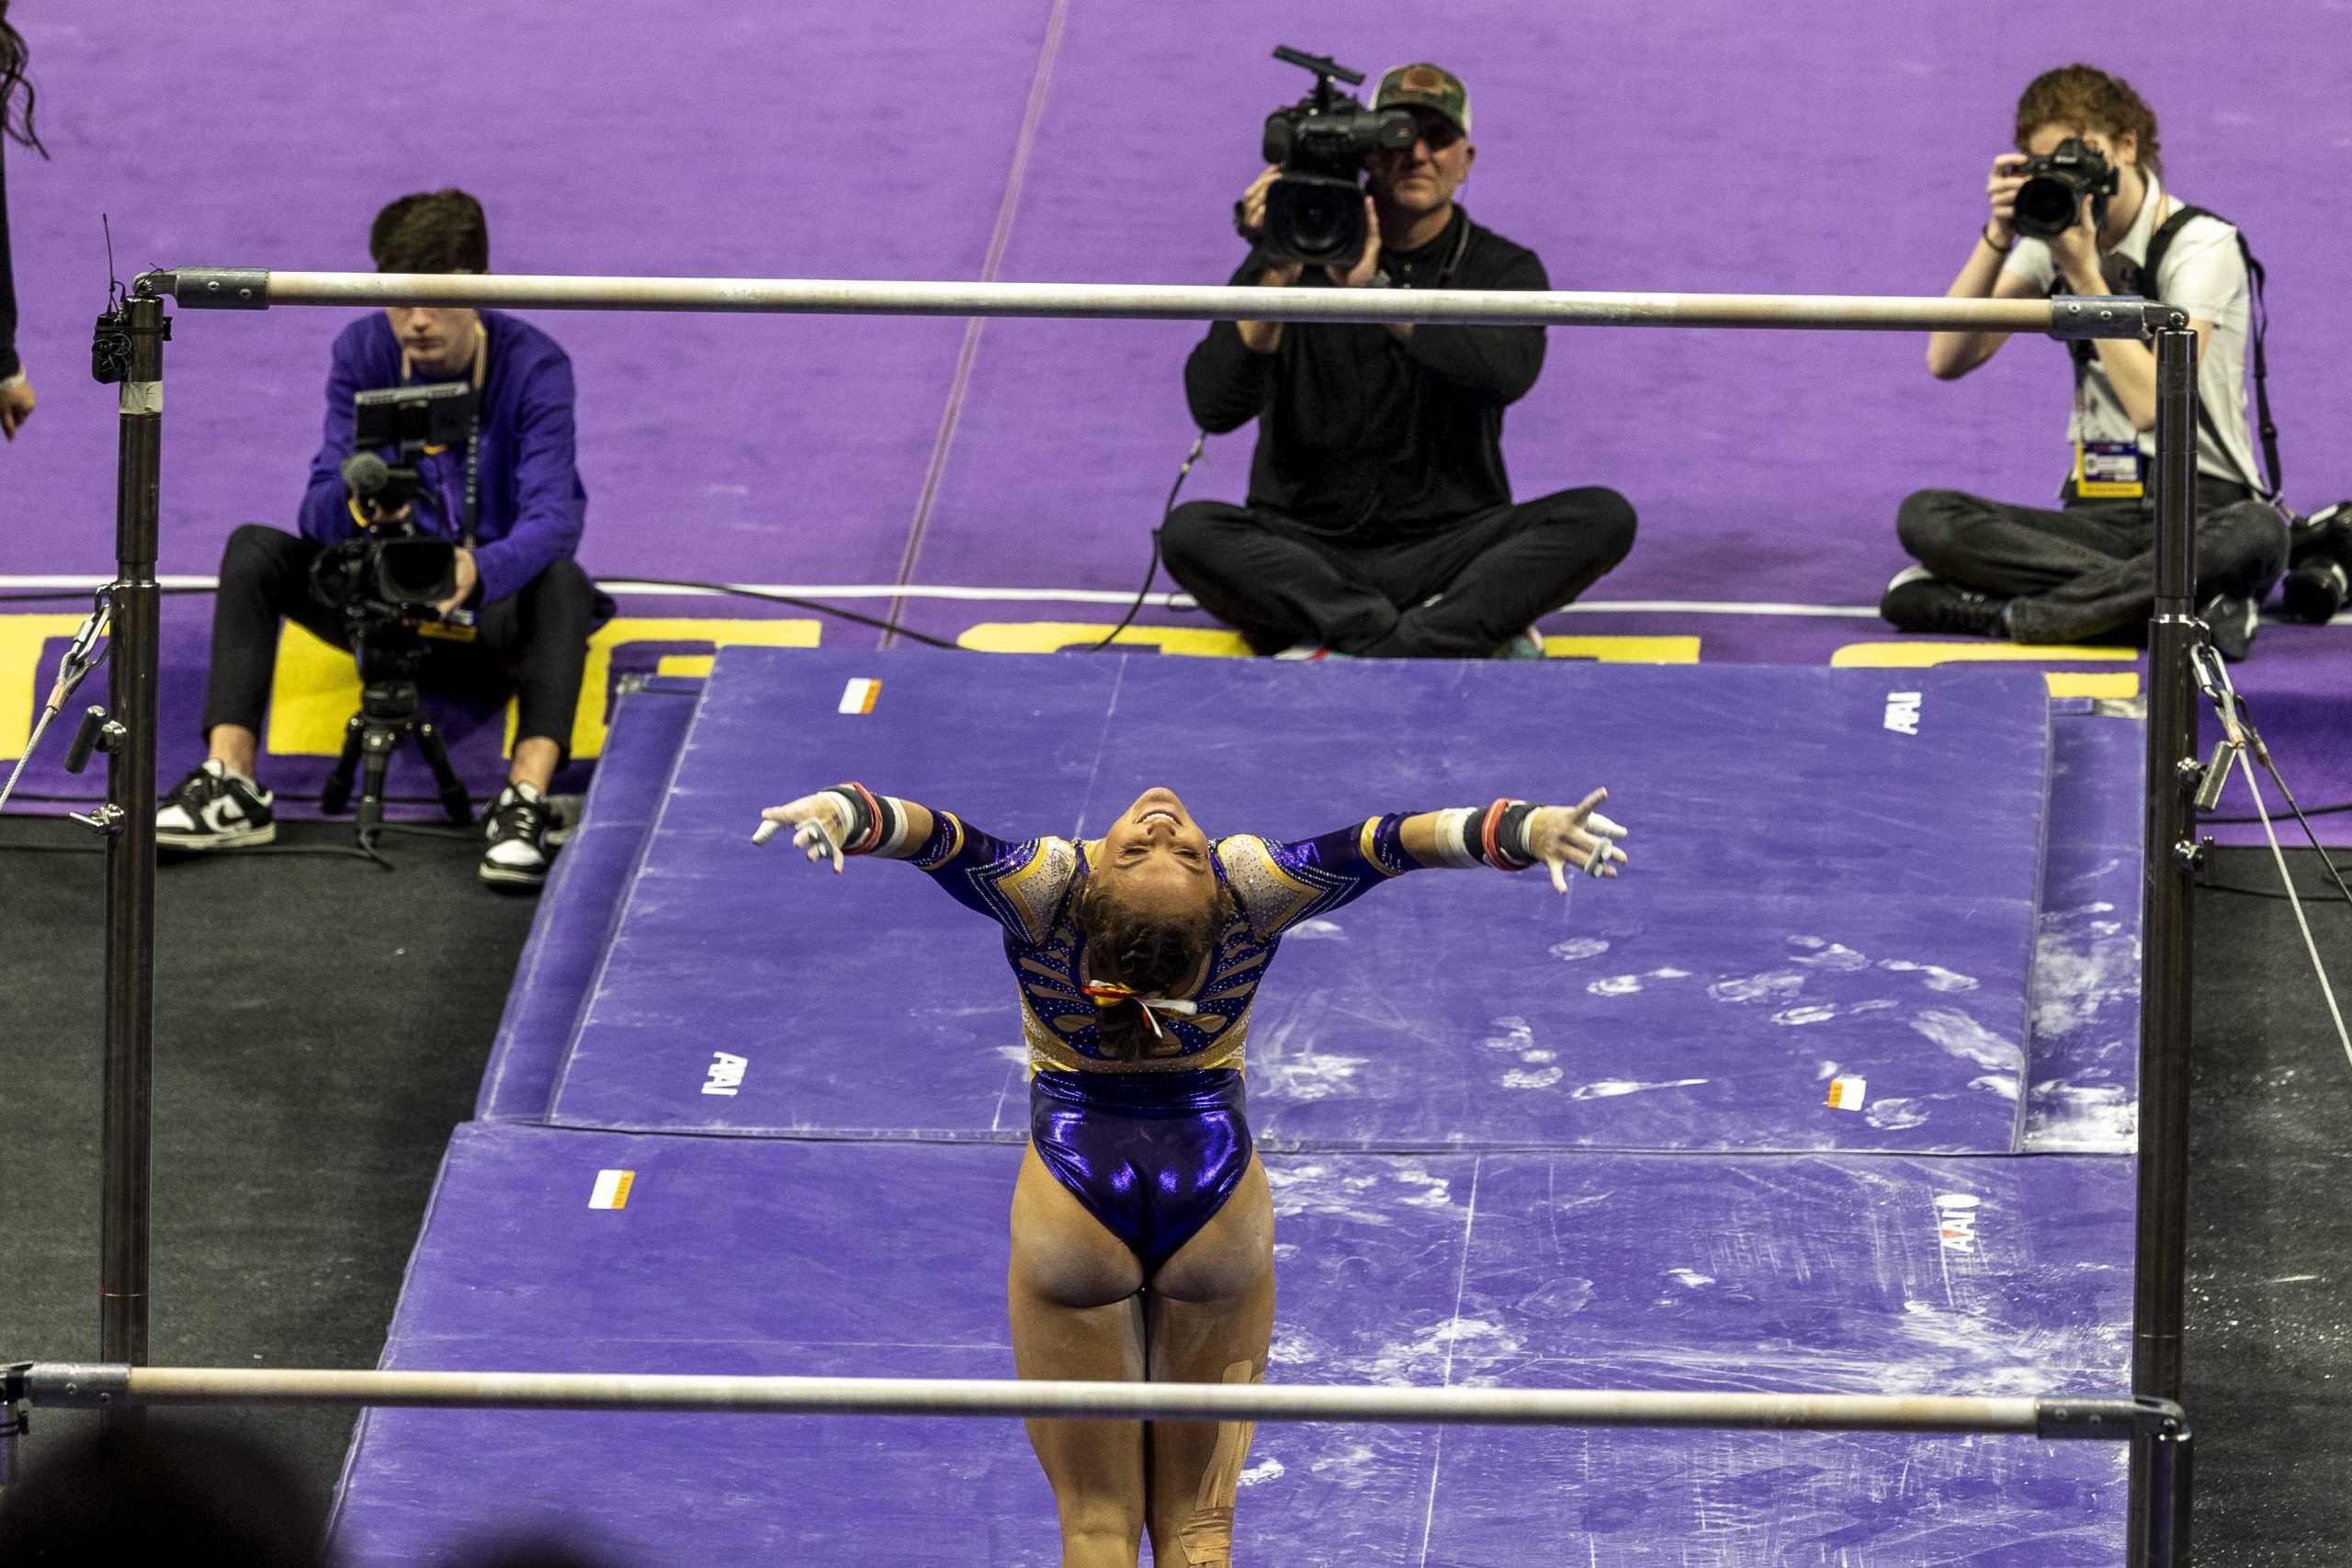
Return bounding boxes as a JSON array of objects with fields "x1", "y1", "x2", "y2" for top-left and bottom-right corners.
[
  {"x1": 2200, "y1": 592, "x2": 2259, "y2": 663},
  {"x1": 155, "y1": 760, "x2": 277, "y2": 850},
  {"x1": 1880, "y1": 567, "x2": 2009, "y2": 638},
  {"x1": 480, "y1": 781, "x2": 553, "y2": 889}
]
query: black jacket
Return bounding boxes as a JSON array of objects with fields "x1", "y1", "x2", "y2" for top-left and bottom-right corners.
[
  {"x1": 1182, "y1": 207, "x2": 1546, "y2": 537},
  {"x1": 0, "y1": 140, "x2": 18, "y2": 381}
]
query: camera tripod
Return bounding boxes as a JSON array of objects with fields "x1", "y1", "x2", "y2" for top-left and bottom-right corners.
[{"x1": 318, "y1": 625, "x2": 474, "y2": 844}]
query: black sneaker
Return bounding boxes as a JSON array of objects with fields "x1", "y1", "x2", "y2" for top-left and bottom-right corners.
[
  {"x1": 2200, "y1": 592, "x2": 2259, "y2": 662},
  {"x1": 1881, "y1": 567, "x2": 2008, "y2": 637},
  {"x1": 480, "y1": 781, "x2": 552, "y2": 889},
  {"x1": 155, "y1": 760, "x2": 277, "y2": 850}
]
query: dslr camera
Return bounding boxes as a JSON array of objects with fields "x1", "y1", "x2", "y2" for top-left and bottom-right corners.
[
  {"x1": 2280, "y1": 501, "x2": 2352, "y2": 624},
  {"x1": 1255, "y1": 46, "x2": 1416, "y2": 268},
  {"x1": 2012, "y1": 137, "x2": 2119, "y2": 241},
  {"x1": 312, "y1": 380, "x2": 474, "y2": 625}
]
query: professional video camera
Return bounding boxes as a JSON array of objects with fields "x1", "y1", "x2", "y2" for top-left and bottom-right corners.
[
  {"x1": 1256, "y1": 45, "x2": 1416, "y2": 268},
  {"x1": 308, "y1": 378, "x2": 482, "y2": 837},
  {"x1": 311, "y1": 380, "x2": 474, "y2": 624},
  {"x1": 2280, "y1": 501, "x2": 2352, "y2": 624},
  {"x1": 2012, "y1": 138, "x2": 2119, "y2": 241}
]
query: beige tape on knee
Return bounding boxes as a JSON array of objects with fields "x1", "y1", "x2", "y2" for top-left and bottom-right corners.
[{"x1": 1177, "y1": 1361, "x2": 1260, "y2": 1568}]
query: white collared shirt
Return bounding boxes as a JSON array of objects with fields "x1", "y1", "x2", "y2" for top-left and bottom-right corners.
[{"x1": 2002, "y1": 176, "x2": 2261, "y2": 491}]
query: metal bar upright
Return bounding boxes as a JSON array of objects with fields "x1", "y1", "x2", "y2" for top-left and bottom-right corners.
[
  {"x1": 2130, "y1": 323, "x2": 2200, "y2": 1568},
  {"x1": 2149, "y1": 1412, "x2": 2194, "y2": 1568},
  {"x1": 99, "y1": 294, "x2": 167, "y2": 1416}
]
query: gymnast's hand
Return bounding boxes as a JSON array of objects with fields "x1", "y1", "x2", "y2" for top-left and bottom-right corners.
[
  {"x1": 752, "y1": 790, "x2": 856, "y2": 873},
  {"x1": 1523, "y1": 789, "x2": 1629, "y2": 893},
  {"x1": 0, "y1": 369, "x2": 35, "y2": 441}
]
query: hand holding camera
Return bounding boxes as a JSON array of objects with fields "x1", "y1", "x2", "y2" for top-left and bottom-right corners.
[
  {"x1": 1236, "y1": 167, "x2": 1304, "y2": 288},
  {"x1": 436, "y1": 547, "x2": 479, "y2": 620},
  {"x1": 2037, "y1": 175, "x2": 2106, "y2": 288},
  {"x1": 1984, "y1": 152, "x2": 2028, "y2": 249},
  {"x1": 1238, "y1": 164, "x2": 1382, "y2": 288},
  {"x1": 2013, "y1": 138, "x2": 2117, "y2": 243},
  {"x1": 1250, "y1": 47, "x2": 1413, "y2": 270}
]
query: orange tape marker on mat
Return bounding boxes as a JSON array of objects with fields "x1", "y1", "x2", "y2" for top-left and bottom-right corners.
[
  {"x1": 1826, "y1": 1076, "x2": 1869, "y2": 1111},
  {"x1": 589, "y1": 1169, "x2": 637, "y2": 1210},
  {"x1": 838, "y1": 677, "x2": 881, "y2": 715}
]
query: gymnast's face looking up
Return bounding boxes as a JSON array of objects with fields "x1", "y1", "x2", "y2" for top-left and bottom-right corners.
[{"x1": 1095, "y1": 786, "x2": 1216, "y2": 920}]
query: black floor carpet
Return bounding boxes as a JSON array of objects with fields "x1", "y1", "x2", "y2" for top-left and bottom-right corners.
[
  {"x1": 2182, "y1": 845, "x2": 2352, "y2": 1563},
  {"x1": 2, "y1": 821, "x2": 2346, "y2": 1558},
  {"x1": 0, "y1": 816, "x2": 539, "y2": 1518}
]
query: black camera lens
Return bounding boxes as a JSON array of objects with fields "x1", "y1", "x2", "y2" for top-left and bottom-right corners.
[
  {"x1": 1286, "y1": 188, "x2": 1354, "y2": 258},
  {"x1": 2013, "y1": 175, "x2": 2079, "y2": 241},
  {"x1": 374, "y1": 538, "x2": 459, "y2": 604},
  {"x1": 1262, "y1": 174, "x2": 1365, "y2": 267},
  {"x1": 2282, "y1": 558, "x2": 2349, "y2": 625}
]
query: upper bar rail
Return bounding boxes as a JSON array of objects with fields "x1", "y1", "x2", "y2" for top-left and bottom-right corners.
[
  {"x1": 136, "y1": 269, "x2": 2183, "y2": 338},
  {"x1": 5, "y1": 1363, "x2": 2178, "y2": 1439}
]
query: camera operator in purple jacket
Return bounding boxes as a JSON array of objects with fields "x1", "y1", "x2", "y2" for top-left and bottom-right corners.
[{"x1": 157, "y1": 189, "x2": 596, "y2": 888}]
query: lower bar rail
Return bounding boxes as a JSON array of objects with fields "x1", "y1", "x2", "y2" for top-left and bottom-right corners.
[{"x1": 2, "y1": 1363, "x2": 2188, "y2": 1559}]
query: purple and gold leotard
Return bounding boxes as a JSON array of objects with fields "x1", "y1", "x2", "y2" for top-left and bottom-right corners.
[{"x1": 911, "y1": 809, "x2": 1430, "y2": 1272}]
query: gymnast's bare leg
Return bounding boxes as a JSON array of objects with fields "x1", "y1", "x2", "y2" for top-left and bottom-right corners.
[
  {"x1": 1011, "y1": 1143, "x2": 1150, "y2": 1567},
  {"x1": 1143, "y1": 1152, "x2": 1274, "y2": 1568},
  {"x1": 1010, "y1": 1145, "x2": 1273, "y2": 1568}
]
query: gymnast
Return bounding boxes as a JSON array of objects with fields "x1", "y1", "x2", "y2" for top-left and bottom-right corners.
[{"x1": 754, "y1": 782, "x2": 1627, "y2": 1567}]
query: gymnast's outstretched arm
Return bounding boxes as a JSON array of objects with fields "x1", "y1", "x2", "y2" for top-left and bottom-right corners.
[
  {"x1": 753, "y1": 784, "x2": 961, "y2": 869},
  {"x1": 1397, "y1": 790, "x2": 1629, "y2": 892},
  {"x1": 1231, "y1": 792, "x2": 1634, "y2": 939},
  {"x1": 756, "y1": 784, "x2": 1072, "y2": 939}
]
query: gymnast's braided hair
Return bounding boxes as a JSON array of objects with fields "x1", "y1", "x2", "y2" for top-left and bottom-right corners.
[
  {"x1": 1, "y1": 2, "x2": 43, "y2": 155},
  {"x1": 1076, "y1": 874, "x2": 1233, "y2": 1064}
]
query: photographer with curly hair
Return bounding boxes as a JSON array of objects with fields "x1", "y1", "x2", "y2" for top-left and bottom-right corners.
[
  {"x1": 1164, "y1": 63, "x2": 1635, "y2": 660},
  {"x1": 156, "y1": 189, "x2": 597, "y2": 887},
  {"x1": 1886, "y1": 63, "x2": 2287, "y2": 660}
]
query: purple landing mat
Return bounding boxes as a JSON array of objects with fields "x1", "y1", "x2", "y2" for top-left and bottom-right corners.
[
  {"x1": 2023, "y1": 705, "x2": 2143, "y2": 1155},
  {"x1": 1424, "y1": 1153, "x2": 2132, "y2": 1567},
  {"x1": 330, "y1": 1124, "x2": 2131, "y2": 1567},
  {"x1": 476, "y1": 682, "x2": 700, "y2": 1122},
  {"x1": 545, "y1": 648, "x2": 2052, "y2": 1153}
]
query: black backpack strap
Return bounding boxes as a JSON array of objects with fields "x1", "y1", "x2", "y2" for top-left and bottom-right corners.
[{"x1": 2141, "y1": 204, "x2": 2283, "y2": 502}]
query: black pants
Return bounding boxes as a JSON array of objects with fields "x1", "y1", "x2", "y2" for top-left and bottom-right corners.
[
  {"x1": 200, "y1": 524, "x2": 598, "y2": 761},
  {"x1": 1894, "y1": 479, "x2": 2288, "y2": 644},
  {"x1": 1159, "y1": 487, "x2": 1638, "y2": 657}
]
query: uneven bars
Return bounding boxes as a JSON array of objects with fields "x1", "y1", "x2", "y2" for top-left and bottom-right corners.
[{"x1": 138, "y1": 269, "x2": 2181, "y2": 338}]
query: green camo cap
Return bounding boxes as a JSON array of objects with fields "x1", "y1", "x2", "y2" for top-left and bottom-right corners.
[{"x1": 1373, "y1": 62, "x2": 1471, "y2": 137}]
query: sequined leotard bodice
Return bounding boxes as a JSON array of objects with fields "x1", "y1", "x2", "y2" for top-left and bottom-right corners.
[{"x1": 910, "y1": 808, "x2": 1425, "y2": 1076}]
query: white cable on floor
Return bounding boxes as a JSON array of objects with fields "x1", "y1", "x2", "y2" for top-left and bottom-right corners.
[{"x1": 2235, "y1": 748, "x2": 2352, "y2": 1074}]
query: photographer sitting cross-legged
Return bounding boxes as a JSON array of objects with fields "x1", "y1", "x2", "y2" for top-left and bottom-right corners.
[
  {"x1": 1887, "y1": 64, "x2": 2288, "y2": 660},
  {"x1": 156, "y1": 188, "x2": 595, "y2": 887},
  {"x1": 1162, "y1": 62, "x2": 1635, "y2": 660}
]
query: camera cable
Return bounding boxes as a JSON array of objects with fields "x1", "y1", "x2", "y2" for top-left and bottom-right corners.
[{"x1": 1088, "y1": 431, "x2": 1207, "y2": 654}]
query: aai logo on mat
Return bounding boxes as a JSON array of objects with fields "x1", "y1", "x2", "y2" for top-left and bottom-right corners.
[
  {"x1": 1933, "y1": 1192, "x2": 1981, "y2": 1254},
  {"x1": 1883, "y1": 691, "x2": 1923, "y2": 735},
  {"x1": 702, "y1": 1051, "x2": 748, "y2": 1097}
]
